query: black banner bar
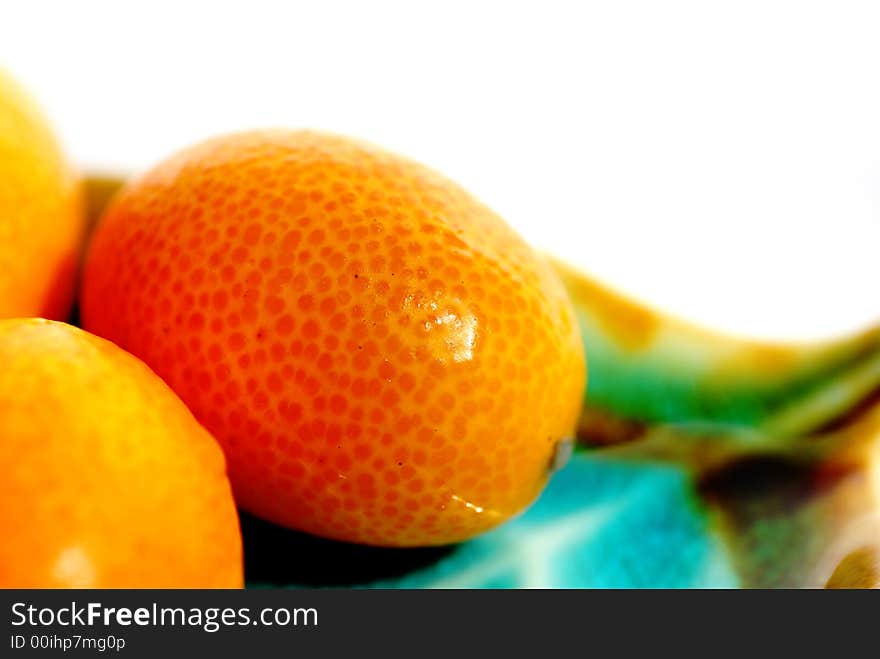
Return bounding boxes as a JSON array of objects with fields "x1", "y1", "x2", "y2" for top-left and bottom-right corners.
[{"x1": 0, "y1": 589, "x2": 874, "y2": 656}]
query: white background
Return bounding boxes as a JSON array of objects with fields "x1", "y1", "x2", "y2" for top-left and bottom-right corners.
[{"x1": 2, "y1": 0, "x2": 879, "y2": 341}]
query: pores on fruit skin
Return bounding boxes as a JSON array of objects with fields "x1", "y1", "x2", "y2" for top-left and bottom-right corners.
[{"x1": 80, "y1": 130, "x2": 586, "y2": 547}]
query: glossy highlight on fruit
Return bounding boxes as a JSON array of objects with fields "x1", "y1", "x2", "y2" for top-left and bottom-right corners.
[
  {"x1": 82, "y1": 130, "x2": 585, "y2": 546},
  {"x1": 0, "y1": 319, "x2": 242, "y2": 588},
  {"x1": 0, "y1": 69, "x2": 84, "y2": 319}
]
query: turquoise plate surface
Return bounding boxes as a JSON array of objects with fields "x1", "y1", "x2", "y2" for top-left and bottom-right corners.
[{"x1": 245, "y1": 451, "x2": 739, "y2": 588}]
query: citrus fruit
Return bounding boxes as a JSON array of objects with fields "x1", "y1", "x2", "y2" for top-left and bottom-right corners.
[
  {"x1": 0, "y1": 319, "x2": 242, "y2": 587},
  {"x1": 82, "y1": 130, "x2": 586, "y2": 546},
  {"x1": 0, "y1": 69, "x2": 83, "y2": 319}
]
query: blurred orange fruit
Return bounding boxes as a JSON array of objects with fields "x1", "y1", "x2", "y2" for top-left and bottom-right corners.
[
  {"x1": 0, "y1": 69, "x2": 84, "y2": 319},
  {"x1": 0, "y1": 319, "x2": 242, "y2": 587},
  {"x1": 82, "y1": 131, "x2": 585, "y2": 546}
]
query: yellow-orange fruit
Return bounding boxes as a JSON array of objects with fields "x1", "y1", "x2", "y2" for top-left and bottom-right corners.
[
  {"x1": 82, "y1": 131, "x2": 586, "y2": 546},
  {"x1": 0, "y1": 69, "x2": 84, "y2": 319},
  {"x1": 0, "y1": 319, "x2": 242, "y2": 588}
]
